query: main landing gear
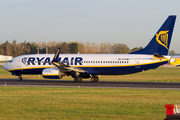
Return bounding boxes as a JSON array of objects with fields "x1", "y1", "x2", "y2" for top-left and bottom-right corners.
[
  {"x1": 73, "y1": 72, "x2": 82, "y2": 82},
  {"x1": 73, "y1": 73, "x2": 99, "y2": 82},
  {"x1": 74, "y1": 76, "x2": 82, "y2": 82},
  {"x1": 91, "y1": 75, "x2": 99, "y2": 82}
]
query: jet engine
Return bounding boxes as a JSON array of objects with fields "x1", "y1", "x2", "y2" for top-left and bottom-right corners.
[{"x1": 42, "y1": 67, "x2": 66, "y2": 79}]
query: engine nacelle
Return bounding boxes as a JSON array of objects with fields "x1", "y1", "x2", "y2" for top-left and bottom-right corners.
[{"x1": 42, "y1": 67, "x2": 66, "y2": 79}]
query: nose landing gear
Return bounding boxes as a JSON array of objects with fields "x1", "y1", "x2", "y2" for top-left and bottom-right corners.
[{"x1": 18, "y1": 76, "x2": 22, "y2": 81}]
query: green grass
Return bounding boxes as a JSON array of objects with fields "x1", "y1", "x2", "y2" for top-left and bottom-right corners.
[
  {"x1": 1, "y1": 67, "x2": 180, "y2": 82},
  {"x1": 0, "y1": 67, "x2": 180, "y2": 119},
  {"x1": 0, "y1": 87, "x2": 178, "y2": 120},
  {"x1": 0, "y1": 61, "x2": 8, "y2": 63},
  {"x1": 101, "y1": 67, "x2": 180, "y2": 82}
]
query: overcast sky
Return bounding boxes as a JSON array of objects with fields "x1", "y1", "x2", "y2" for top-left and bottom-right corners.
[{"x1": 0, "y1": 0, "x2": 180, "y2": 53}]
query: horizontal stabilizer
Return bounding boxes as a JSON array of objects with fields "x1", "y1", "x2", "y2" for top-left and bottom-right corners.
[{"x1": 152, "y1": 53, "x2": 167, "y2": 60}]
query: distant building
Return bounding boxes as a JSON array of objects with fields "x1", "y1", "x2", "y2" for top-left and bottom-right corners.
[{"x1": 0, "y1": 55, "x2": 12, "y2": 61}]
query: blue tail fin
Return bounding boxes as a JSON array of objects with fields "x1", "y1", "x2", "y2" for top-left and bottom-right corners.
[
  {"x1": 52, "y1": 47, "x2": 60, "y2": 62},
  {"x1": 130, "y1": 15, "x2": 176, "y2": 55}
]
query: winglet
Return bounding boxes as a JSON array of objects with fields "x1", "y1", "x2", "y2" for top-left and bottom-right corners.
[{"x1": 52, "y1": 47, "x2": 60, "y2": 62}]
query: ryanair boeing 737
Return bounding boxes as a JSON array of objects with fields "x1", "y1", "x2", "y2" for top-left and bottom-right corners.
[{"x1": 3, "y1": 15, "x2": 177, "y2": 82}]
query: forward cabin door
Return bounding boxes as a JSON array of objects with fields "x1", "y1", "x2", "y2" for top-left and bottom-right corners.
[{"x1": 135, "y1": 58, "x2": 140, "y2": 68}]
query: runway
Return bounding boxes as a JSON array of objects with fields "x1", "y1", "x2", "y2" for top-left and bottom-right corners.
[{"x1": 0, "y1": 79, "x2": 180, "y2": 90}]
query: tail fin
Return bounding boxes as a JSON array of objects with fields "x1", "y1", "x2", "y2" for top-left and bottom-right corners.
[
  {"x1": 52, "y1": 47, "x2": 60, "y2": 62},
  {"x1": 130, "y1": 15, "x2": 176, "y2": 55}
]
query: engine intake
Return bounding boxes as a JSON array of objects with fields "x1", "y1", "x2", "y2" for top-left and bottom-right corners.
[{"x1": 42, "y1": 67, "x2": 66, "y2": 79}]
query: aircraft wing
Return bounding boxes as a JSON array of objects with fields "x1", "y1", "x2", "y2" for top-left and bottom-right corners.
[{"x1": 51, "y1": 48, "x2": 87, "y2": 73}]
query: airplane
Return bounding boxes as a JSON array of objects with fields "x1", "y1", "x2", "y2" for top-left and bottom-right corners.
[
  {"x1": 3, "y1": 15, "x2": 177, "y2": 82},
  {"x1": 170, "y1": 57, "x2": 180, "y2": 67}
]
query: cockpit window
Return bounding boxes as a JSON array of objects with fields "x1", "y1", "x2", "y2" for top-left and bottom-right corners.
[{"x1": 9, "y1": 60, "x2": 13, "y2": 63}]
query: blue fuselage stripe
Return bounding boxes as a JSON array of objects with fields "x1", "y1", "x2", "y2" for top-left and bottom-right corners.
[{"x1": 10, "y1": 61, "x2": 168, "y2": 75}]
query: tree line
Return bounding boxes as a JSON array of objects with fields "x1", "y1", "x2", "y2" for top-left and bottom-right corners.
[{"x1": 1, "y1": 40, "x2": 175, "y2": 57}]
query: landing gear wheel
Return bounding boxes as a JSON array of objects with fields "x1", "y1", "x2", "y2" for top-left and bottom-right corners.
[
  {"x1": 91, "y1": 77, "x2": 95, "y2": 82},
  {"x1": 94, "y1": 76, "x2": 99, "y2": 82},
  {"x1": 74, "y1": 77, "x2": 82, "y2": 82},
  {"x1": 91, "y1": 76, "x2": 99, "y2": 82},
  {"x1": 18, "y1": 76, "x2": 22, "y2": 81}
]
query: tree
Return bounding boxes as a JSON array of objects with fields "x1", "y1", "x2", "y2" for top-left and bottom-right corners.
[
  {"x1": 130, "y1": 47, "x2": 143, "y2": 53},
  {"x1": 12, "y1": 40, "x2": 18, "y2": 57},
  {"x1": 99, "y1": 43, "x2": 107, "y2": 54},
  {"x1": 77, "y1": 42, "x2": 85, "y2": 54},
  {"x1": 5, "y1": 41, "x2": 12, "y2": 56},
  {"x1": 112, "y1": 43, "x2": 130, "y2": 54},
  {"x1": 84, "y1": 42, "x2": 91, "y2": 54},
  {"x1": 48, "y1": 41, "x2": 57, "y2": 54},
  {"x1": 29, "y1": 42, "x2": 37, "y2": 54},
  {"x1": 69, "y1": 42, "x2": 78, "y2": 54},
  {"x1": 0, "y1": 40, "x2": 133, "y2": 55},
  {"x1": 169, "y1": 50, "x2": 175, "y2": 54},
  {"x1": 60, "y1": 42, "x2": 70, "y2": 54},
  {"x1": 107, "y1": 43, "x2": 113, "y2": 54},
  {"x1": 0, "y1": 42, "x2": 4, "y2": 55}
]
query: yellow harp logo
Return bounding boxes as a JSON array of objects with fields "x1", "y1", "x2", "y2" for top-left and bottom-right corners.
[{"x1": 156, "y1": 30, "x2": 169, "y2": 50}]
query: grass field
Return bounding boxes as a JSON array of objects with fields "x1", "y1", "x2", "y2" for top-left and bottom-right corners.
[
  {"x1": 0, "y1": 67, "x2": 180, "y2": 119},
  {"x1": 0, "y1": 61, "x2": 7, "y2": 63},
  {"x1": 1, "y1": 66, "x2": 180, "y2": 82},
  {"x1": 0, "y1": 87, "x2": 179, "y2": 120}
]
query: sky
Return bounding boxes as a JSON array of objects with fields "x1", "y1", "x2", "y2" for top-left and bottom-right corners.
[{"x1": 0, "y1": 0, "x2": 180, "y2": 53}]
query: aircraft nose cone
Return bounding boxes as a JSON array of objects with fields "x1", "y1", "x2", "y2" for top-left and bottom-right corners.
[{"x1": 3, "y1": 63, "x2": 9, "y2": 71}]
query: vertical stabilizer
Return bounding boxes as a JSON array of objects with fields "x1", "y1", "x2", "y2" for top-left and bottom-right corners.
[{"x1": 130, "y1": 15, "x2": 176, "y2": 55}]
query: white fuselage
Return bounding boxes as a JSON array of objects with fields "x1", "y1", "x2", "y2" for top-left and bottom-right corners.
[{"x1": 3, "y1": 54, "x2": 170, "y2": 76}]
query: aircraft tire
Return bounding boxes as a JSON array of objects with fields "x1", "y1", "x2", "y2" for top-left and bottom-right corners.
[
  {"x1": 91, "y1": 77, "x2": 95, "y2": 82},
  {"x1": 74, "y1": 77, "x2": 82, "y2": 82},
  {"x1": 91, "y1": 76, "x2": 99, "y2": 82},
  {"x1": 78, "y1": 77, "x2": 82, "y2": 82},
  {"x1": 18, "y1": 76, "x2": 22, "y2": 81},
  {"x1": 94, "y1": 76, "x2": 99, "y2": 82}
]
